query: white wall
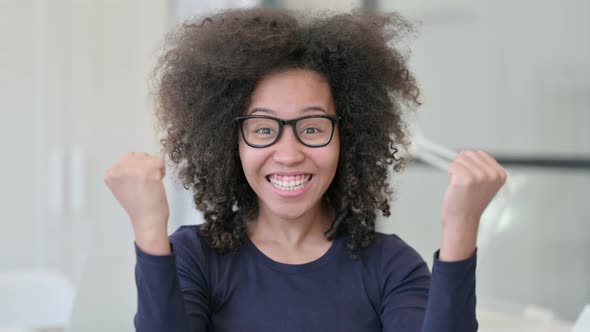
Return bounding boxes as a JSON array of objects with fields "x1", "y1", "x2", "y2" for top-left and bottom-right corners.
[
  {"x1": 1, "y1": 0, "x2": 168, "y2": 330},
  {"x1": 401, "y1": 0, "x2": 590, "y2": 155},
  {"x1": 280, "y1": 0, "x2": 361, "y2": 11},
  {"x1": 0, "y1": 0, "x2": 35, "y2": 269}
]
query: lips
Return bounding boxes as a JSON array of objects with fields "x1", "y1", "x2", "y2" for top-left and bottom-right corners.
[{"x1": 266, "y1": 174, "x2": 313, "y2": 191}]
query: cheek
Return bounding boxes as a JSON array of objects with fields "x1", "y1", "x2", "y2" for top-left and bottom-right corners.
[
  {"x1": 238, "y1": 138, "x2": 265, "y2": 178},
  {"x1": 314, "y1": 140, "x2": 340, "y2": 176}
]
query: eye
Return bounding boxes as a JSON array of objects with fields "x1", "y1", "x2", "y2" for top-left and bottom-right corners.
[
  {"x1": 301, "y1": 127, "x2": 321, "y2": 135},
  {"x1": 255, "y1": 127, "x2": 274, "y2": 135}
]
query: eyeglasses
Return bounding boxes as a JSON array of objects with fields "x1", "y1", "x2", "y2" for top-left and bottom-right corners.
[{"x1": 234, "y1": 114, "x2": 341, "y2": 148}]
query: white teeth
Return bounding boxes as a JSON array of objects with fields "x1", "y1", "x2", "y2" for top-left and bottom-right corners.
[{"x1": 268, "y1": 174, "x2": 312, "y2": 191}]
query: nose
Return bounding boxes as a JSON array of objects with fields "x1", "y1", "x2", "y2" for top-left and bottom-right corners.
[{"x1": 271, "y1": 125, "x2": 305, "y2": 165}]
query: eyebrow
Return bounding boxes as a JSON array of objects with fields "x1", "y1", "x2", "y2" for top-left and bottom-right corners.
[{"x1": 249, "y1": 106, "x2": 328, "y2": 115}]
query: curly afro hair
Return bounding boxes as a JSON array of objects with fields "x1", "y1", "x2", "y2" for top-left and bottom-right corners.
[{"x1": 153, "y1": 7, "x2": 420, "y2": 260}]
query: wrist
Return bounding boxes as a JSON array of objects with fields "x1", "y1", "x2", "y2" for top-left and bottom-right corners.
[
  {"x1": 439, "y1": 239, "x2": 476, "y2": 262},
  {"x1": 439, "y1": 220, "x2": 478, "y2": 262},
  {"x1": 134, "y1": 227, "x2": 170, "y2": 256}
]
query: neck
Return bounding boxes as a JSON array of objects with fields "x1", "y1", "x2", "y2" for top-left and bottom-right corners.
[{"x1": 248, "y1": 201, "x2": 334, "y2": 247}]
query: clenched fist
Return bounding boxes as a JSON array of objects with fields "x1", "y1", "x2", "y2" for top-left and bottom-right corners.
[
  {"x1": 104, "y1": 152, "x2": 171, "y2": 255},
  {"x1": 439, "y1": 150, "x2": 507, "y2": 261}
]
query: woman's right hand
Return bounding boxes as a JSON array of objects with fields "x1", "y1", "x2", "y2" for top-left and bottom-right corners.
[{"x1": 103, "y1": 152, "x2": 171, "y2": 255}]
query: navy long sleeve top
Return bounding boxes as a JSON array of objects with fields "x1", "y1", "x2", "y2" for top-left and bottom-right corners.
[{"x1": 134, "y1": 224, "x2": 477, "y2": 332}]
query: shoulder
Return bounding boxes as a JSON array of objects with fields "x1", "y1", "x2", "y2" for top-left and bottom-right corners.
[
  {"x1": 169, "y1": 224, "x2": 205, "y2": 246},
  {"x1": 168, "y1": 223, "x2": 246, "y2": 262},
  {"x1": 169, "y1": 224, "x2": 205, "y2": 244},
  {"x1": 168, "y1": 224, "x2": 212, "y2": 260},
  {"x1": 362, "y1": 232, "x2": 430, "y2": 281},
  {"x1": 365, "y1": 232, "x2": 425, "y2": 262}
]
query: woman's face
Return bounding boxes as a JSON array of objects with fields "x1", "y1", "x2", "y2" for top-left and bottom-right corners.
[{"x1": 238, "y1": 69, "x2": 340, "y2": 221}]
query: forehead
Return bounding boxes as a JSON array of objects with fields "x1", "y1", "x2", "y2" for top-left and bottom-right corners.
[{"x1": 246, "y1": 69, "x2": 336, "y2": 116}]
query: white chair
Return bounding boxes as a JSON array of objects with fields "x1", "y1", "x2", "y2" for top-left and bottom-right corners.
[
  {"x1": 477, "y1": 299, "x2": 573, "y2": 332},
  {"x1": 573, "y1": 304, "x2": 590, "y2": 332},
  {"x1": 0, "y1": 270, "x2": 74, "y2": 331}
]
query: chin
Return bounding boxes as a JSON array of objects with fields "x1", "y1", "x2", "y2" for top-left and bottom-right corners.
[
  {"x1": 263, "y1": 199, "x2": 317, "y2": 221},
  {"x1": 270, "y1": 204, "x2": 308, "y2": 220}
]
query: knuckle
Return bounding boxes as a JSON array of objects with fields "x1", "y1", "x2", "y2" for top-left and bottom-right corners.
[
  {"x1": 489, "y1": 174, "x2": 501, "y2": 184},
  {"x1": 473, "y1": 174, "x2": 485, "y2": 185},
  {"x1": 455, "y1": 174, "x2": 474, "y2": 186}
]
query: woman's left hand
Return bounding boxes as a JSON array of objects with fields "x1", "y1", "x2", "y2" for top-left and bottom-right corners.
[{"x1": 439, "y1": 150, "x2": 507, "y2": 261}]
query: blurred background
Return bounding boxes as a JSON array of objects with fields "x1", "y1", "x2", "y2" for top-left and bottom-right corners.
[{"x1": 1, "y1": 0, "x2": 588, "y2": 331}]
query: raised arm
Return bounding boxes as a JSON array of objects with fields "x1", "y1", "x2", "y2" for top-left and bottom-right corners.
[
  {"x1": 104, "y1": 152, "x2": 208, "y2": 331},
  {"x1": 103, "y1": 152, "x2": 171, "y2": 256},
  {"x1": 382, "y1": 150, "x2": 506, "y2": 332},
  {"x1": 438, "y1": 150, "x2": 507, "y2": 262}
]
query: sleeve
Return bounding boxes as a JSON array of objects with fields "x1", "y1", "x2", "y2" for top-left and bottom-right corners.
[
  {"x1": 133, "y1": 227, "x2": 210, "y2": 332},
  {"x1": 380, "y1": 236, "x2": 478, "y2": 332},
  {"x1": 421, "y1": 250, "x2": 478, "y2": 332}
]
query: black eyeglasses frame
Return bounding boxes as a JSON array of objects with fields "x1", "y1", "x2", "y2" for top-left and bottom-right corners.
[{"x1": 234, "y1": 114, "x2": 341, "y2": 148}]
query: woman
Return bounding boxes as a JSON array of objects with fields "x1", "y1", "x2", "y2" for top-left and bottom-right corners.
[{"x1": 104, "y1": 8, "x2": 506, "y2": 332}]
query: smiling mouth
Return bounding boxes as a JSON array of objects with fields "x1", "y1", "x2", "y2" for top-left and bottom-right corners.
[{"x1": 266, "y1": 174, "x2": 313, "y2": 191}]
